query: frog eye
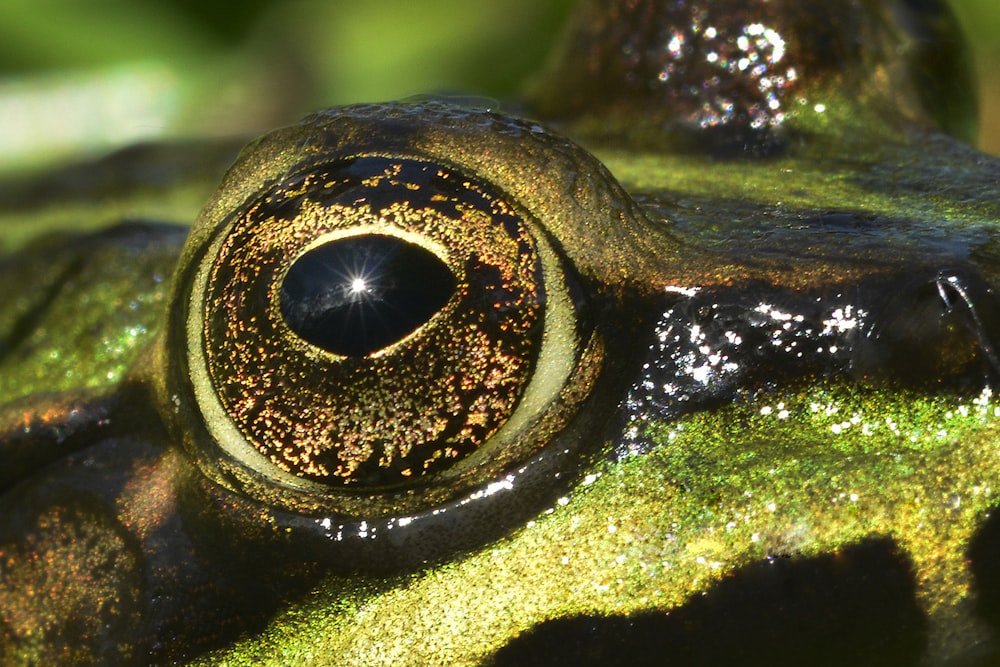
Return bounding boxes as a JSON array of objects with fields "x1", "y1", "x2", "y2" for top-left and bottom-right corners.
[
  {"x1": 160, "y1": 103, "x2": 650, "y2": 519},
  {"x1": 193, "y1": 155, "x2": 566, "y2": 508}
]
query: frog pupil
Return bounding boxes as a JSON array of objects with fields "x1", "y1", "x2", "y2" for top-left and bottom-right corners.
[{"x1": 279, "y1": 234, "x2": 455, "y2": 357}]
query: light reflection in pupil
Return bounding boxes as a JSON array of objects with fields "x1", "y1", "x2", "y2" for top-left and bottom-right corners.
[
  {"x1": 350, "y1": 277, "x2": 368, "y2": 295},
  {"x1": 280, "y1": 234, "x2": 456, "y2": 357}
]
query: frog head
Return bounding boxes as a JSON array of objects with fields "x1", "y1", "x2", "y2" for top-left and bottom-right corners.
[{"x1": 2, "y1": 1, "x2": 1000, "y2": 665}]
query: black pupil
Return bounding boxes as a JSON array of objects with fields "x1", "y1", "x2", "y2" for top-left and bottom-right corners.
[{"x1": 280, "y1": 235, "x2": 456, "y2": 357}]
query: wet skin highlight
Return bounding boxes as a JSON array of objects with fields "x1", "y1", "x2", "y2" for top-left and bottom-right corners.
[{"x1": 2, "y1": 0, "x2": 1000, "y2": 665}]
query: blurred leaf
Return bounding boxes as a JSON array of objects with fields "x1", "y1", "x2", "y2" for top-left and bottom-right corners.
[{"x1": 0, "y1": 0, "x2": 996, "y2": 173}]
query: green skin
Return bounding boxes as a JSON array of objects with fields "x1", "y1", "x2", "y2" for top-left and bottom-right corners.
[{"x1": 3, "y1": 0, "x2": 1000, "y2": 665}]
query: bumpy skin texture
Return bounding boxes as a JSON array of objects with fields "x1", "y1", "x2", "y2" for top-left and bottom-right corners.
[{"x1": 2, "y1": 0, "x2": 1000, "y2": 665}]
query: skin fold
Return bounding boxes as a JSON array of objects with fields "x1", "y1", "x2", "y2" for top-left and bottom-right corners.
[{"x1": 2, "y1": 0, "x2": 1000, "y2": 665}]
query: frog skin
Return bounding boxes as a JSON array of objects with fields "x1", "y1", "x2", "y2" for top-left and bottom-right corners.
[{"x1": 2, "y1": 0, "x2": 1000, "y2": 665}]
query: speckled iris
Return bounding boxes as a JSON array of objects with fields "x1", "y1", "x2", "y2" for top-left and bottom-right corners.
[{"x1": 1, "y1": 0, "x2": 998, "y2": 665}]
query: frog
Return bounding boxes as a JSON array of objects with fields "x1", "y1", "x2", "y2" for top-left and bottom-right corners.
[{"x1": 2, "y1": 0, "x2": 1000, "y2": 664}]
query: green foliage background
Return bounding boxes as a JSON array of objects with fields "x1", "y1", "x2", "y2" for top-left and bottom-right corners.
[{"x1": 0, "y1": 0, "x2": 996, "y2": 172}]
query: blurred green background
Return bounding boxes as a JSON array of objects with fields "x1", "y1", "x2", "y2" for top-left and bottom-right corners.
[{"x1": 0, "y1": 0, "x2": 997, "y2": 174}]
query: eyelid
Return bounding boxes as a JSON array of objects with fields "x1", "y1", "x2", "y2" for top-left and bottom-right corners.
[{"x1": 187, "y1": 103, "x2": 665, "y2": 295}]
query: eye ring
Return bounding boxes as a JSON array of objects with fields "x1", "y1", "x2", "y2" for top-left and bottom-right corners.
[{"x1": 177, "y1": 153, "x2": 593, "y2": 517}]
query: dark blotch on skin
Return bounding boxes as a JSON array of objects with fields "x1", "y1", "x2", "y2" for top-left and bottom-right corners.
[{"x1": 490, "y1": 539, "x2": 925, "y2": 666}]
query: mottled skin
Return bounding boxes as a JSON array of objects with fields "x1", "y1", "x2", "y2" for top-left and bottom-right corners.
[{"x1": 2, "y1": 0, "x2": 1000, "y2": 665}]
